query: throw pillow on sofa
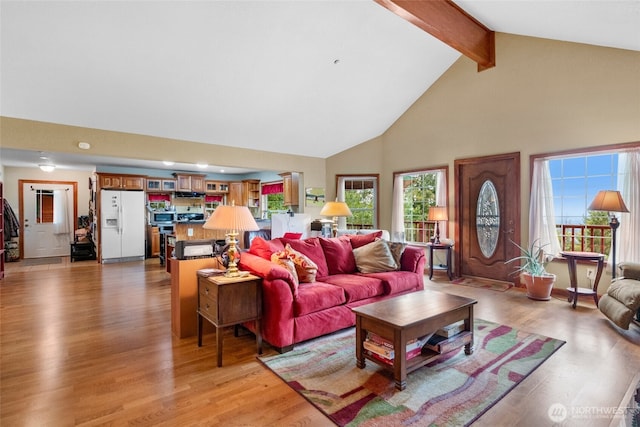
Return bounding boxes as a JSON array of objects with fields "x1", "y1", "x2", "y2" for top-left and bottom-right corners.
[
  {"x1": 319, "y1": 236, "x2": 357, "y2": 275},
  {"x1": 283, "y1": 244, "x2": 319, "y2": 283},
  {"x1": 386, "y1": 241, "x2": 407, "y2": 268},
  {"x1": 270, "y1": 252, "x2": 299, "y2": 293},
  {"x1": 250, "y1": 236, "x2": 285, "y2": 260},
  {"x1": 348, "y1": 230, "x2": 383, "y2": 249},
  {"x1": 353, "y1": 239, "x2": 398, "y2": 273},
  {"x1": 279, "y1": 237, "x2": 329, "y2": 278}
]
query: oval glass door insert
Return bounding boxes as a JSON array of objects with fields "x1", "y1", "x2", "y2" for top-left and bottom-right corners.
[{"x1": 476, "y1": 180, "x2": 500, "y2": 258}]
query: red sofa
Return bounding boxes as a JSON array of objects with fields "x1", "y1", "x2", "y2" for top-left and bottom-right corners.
[{"x1": 239, "y1": 234, "x2": 426, "y2": 353}]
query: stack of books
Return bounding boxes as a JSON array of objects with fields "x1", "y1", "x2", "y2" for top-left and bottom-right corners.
[
  {"x1": 363, "y1": 333, "x2": 430, "y2": 366},
  {"x1": 363, "y1": 321, "x2": 469, "y2": 365}
]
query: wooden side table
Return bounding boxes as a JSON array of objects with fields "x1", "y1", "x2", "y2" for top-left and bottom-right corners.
[
  {"x1": 560, "y1": 251, "x2": 605, "y2": 309},
  {"x1": 427, "y1": 243, "x2": 453, "y2": 280},
  {"x1": 196, "y1": 272, "x2": 262, "y2": 367}
]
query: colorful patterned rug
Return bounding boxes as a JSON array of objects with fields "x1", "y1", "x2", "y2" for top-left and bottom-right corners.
[
  {"x1": 259, "y1": 319, "x2": 564, "y2": 426},
  {"x1": 450, "y1": 276, "x2": 514, "y2": 292}
]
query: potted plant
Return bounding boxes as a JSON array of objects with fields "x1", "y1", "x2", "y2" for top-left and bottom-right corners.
[{"x1": 505, "y1": 239, "x2": 556, "y2": 301}]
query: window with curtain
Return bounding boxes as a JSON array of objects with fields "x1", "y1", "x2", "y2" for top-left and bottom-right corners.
[
  {"x1": 261, "y1": 181, "x2": 286, "y2": 219},
  {"x1": 392, "y1": 168, "x2": 448, "y2": 243},
  {"x1": 530, "y1": 143, "x2": 639, "y2": 264},
  {"x1": 336, "y1": 175, "x2": 378, "y2": 229}
]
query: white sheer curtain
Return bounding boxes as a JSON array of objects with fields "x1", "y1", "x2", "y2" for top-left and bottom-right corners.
[
  {"x1": 336, "y1": 176, "x2": 347, "y2": 230},
  {"x1": 435, "y1": 170, "x2": 447, "y2": 240},
  {"x1": 391, "y1": 174, "x2": 405, "y2": 242},
  {"x1": 529, "y1": 159, "x2": 562, "y2": 256},
  {"x1": 53, "y1": 189, "x2": 71, "y2": 237},
  {"x1": 617, "y1": 149, "x2": 640, "y2": 264}
]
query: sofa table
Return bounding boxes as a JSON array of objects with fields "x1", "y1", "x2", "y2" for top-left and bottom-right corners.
[
  {"x1": 353, "y1": 290, "x2": 476, "y2": 390},
  {"x1": 196, "y1": 272, "x2": 262, "y2": 367},
  {"x1": 560, "y1": 251, "x2": 605, "y2": 309}
]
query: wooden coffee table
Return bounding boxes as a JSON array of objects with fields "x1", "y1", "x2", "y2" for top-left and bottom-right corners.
[{"x1": 352, "y1": 290, "x2": 477, "y2": 390}]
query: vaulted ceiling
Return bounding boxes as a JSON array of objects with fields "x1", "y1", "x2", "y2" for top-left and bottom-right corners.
[{"x1": 1, "y1": 1, "x2": 639, "y2": 171}]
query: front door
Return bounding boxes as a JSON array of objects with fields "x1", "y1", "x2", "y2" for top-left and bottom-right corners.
[
  {"x1": 454, "y1": 153, "x2": 521, "y2": 282},
  {"x1": 20, "y1": 180, "x2": 78, "y2": 258}
]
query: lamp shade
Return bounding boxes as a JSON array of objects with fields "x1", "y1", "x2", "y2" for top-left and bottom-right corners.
[
  {"x1": 588, "y1": 190, "x2": 629, "y2": 213},
  {"x1": 203, "y1": 204, "x2": 260, "y2": 231},
  {"x1": 427, "y1": 206, "x2": 448, "y2": 221},
  {"x1": 320, "y1": 201, "x2": 352, "y2": 217}
]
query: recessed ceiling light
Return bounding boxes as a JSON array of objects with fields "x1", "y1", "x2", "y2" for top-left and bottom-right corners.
[
  {"x1": 220, "y1": 169, "x2": 225, "y2": 173},
  {"x1": 196, "y1": 163, "x2": 208, "y2": 169},
  {"x1": 78, "y1": 142, "x2": 91, "y2": 150},
  {"x1": 163, "y1": 161, "x2": 175, "y2": 166},
  {"x1": 39, "y1": 164, "x2": 56, "y2": 172}
]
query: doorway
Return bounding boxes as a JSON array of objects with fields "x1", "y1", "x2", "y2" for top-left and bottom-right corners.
[
  {"x1": 19, "y1": 180, "x2": 78, "y2": 259},
  {"x1": 454, "y1": 152, "x2": 521, "y2": 282}
]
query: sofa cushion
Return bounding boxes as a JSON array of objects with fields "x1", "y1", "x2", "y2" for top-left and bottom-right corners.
[
  {"x1": 348, "y1": 231, "x2": 383, "y2": 249},
  {"x1": 319, "y1": 236, "x2": 357, "y2": 275},
  {"x1": 361, "y1": 270, "x2": 423, "y2": 295},
  {"x1": 294, "y1": 282, "x2": 346, "y2": 317},
  {"x1": 283, "y1": 244, "x2": 318, "y2": 283},
  {"x1": 270, "y1": 252, "x2": 299, "y2": 296},
  {"x1": 320, "y1": 274, "x2": 385, "y2": 302},
  {"x1": 353, "y1": 239, "x2": 398, "y2": 273},
  {"x1": 279, "y1": 237, "x2": 330, "y2": 279},
  {"x1": 250, "y1": 236, "x2": 284, "y2": 260}
]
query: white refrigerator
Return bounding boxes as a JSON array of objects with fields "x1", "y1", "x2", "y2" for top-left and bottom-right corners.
[{"x1": 100, "y1": 190, "x2": 145, "y2": 263}]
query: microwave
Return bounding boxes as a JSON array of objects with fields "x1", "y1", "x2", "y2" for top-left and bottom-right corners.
[{"x1": 150, "y1": 211, "x2": 177, "y2": 224}]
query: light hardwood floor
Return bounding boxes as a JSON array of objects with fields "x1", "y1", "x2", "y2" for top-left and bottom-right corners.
[{"x1": 1, "y1": 258, "x2": 639, "y2": 426}]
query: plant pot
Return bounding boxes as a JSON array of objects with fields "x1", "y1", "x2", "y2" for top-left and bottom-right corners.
[{"x1": 522, "y1": 272, "x2": 556, "y2": 301}]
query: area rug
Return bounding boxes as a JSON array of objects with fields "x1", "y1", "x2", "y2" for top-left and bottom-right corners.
[
  {"x1": 21, "y1": 257, "x2": 62, "y2": 266},
  {"x1": 451, "y1": 276, "x2": 514, "y2": 292},
  {"x1": 259, "y1": 319, "x2": 564, "y2": 426}
]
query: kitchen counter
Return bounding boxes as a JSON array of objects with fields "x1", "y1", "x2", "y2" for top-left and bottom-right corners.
[{"x1": 173, "y1": 222, "x2": 227, "y2": 243}]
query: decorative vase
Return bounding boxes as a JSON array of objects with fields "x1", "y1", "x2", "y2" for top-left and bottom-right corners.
[{"x1": 522, "y1": 272, "x2": 556, "y2": 301}]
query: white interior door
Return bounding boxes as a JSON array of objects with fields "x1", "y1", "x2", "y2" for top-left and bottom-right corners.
[{"x1": 23, "y1": 183, "x2": 75, "y2": 258}]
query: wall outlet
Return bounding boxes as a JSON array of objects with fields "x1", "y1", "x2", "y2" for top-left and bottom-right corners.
[
  {"x1": 586, "y1": 268, "x2": 595, "y2": 286},
  {"x1": 188, "y1": 228, "x2": 193, "y2": 237}
]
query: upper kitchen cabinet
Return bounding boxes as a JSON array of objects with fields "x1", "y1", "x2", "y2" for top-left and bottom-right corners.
[
  {"x1": 98, "y1": 173, "x2": 145, "y2": 190},
  {"x1": 228, "y1": 181, "x2": 243, "y2": 206},
  {"x1": 205, "y1": 181, "x2": 229, "y2": 194},
  {"x1": 147, "y1": 178, "x2": 177, "y2": 193},
  {"x1": 279, "y1": 172, "x2": 300, "y2": 206},
  {"x1": 243, "y1": 180, "x2": 261, "y2": 210},
  {"x1": 173, "y1": 174, "x2": 206, "y2": 193}
]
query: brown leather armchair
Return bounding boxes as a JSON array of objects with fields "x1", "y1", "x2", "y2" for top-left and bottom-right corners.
[{"x1": 599, "y1": 262, "x2": 640, "y2": 329}]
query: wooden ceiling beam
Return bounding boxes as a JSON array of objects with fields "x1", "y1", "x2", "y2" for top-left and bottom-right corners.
[{"x1": 374, "y1": 0, "x2": 495, "y2": 71}]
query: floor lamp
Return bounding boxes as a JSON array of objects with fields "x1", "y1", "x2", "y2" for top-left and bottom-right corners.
[{"x1": 588, "y1": 190, "x2": 629, "y2": 279}]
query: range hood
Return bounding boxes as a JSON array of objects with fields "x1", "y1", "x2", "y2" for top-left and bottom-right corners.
[{"x1": 174, "y1": 191, "x2": 205, "y2": 198}]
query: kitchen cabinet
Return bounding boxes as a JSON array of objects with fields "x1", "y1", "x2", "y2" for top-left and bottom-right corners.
[
  {"x1": 205, "y1": 181, "x2": 229, "y2": 193},
  {"x1": 279, "y1": 172, "x2": 300, "y2": 206},
  {"x1": 174, "y1": 174, "x2": 206, "y2": 193},
  {"x1": 98, "y1": 173, "x2": 145, "y2": 190},
  {"x1": 148, "y1": 178, "x2": 177, "y2": 193},
  {"x1": 147, "y1": 225, "x2": 160, "y2": 257},
  {"x1": 162, "y1": 179, "x2": 176, "y2": 192},
  {"x1": 243, "y1": 180, "x2": 261, "y2": 210},
  {"x1": 228, "y1": 181, "x2": 243, "y2": 206}
]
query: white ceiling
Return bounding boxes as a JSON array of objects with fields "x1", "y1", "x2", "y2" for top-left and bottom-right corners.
[{"x1": 1, "y1": 0, "x2": 639, "y2": 172}]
